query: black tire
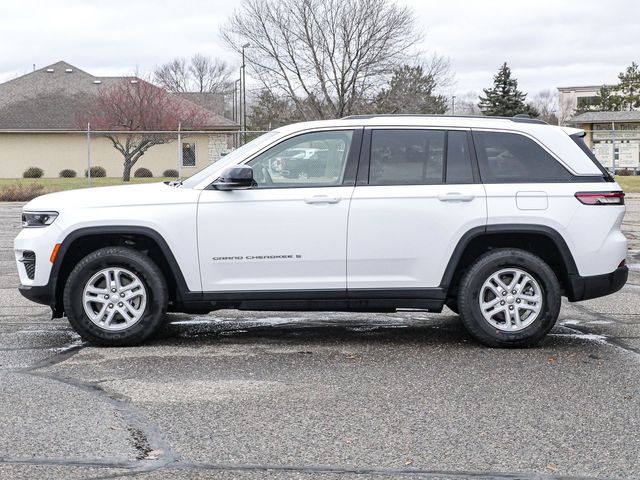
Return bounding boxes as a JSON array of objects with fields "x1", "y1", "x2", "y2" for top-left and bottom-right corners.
[
  {"x1": 63, "y1": 246, "x2": 168, "y2": 347},
  {"x1": 445, "y1": 299, "x2": 459, "y2": 315},
  {"x1": 457, "y1": 248, "x2": 560, "y2": 348}
]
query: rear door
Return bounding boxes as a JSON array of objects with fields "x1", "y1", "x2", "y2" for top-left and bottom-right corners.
[{"x1": 346, "y1": 128, "x2": 487, "y2": 293}]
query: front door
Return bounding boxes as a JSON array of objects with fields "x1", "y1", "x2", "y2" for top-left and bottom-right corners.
[{"x1": 197, "y1": 129, "x2": 361, "y2": 292}]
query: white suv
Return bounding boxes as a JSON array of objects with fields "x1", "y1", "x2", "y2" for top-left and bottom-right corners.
[{"x1": 15, "y1": 115, "x2": 628, "y2": 347}]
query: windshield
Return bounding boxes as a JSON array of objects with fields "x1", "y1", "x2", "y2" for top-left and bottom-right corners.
[{"x1": 181, "y1": 131, "x2": 280, "y2": 188}]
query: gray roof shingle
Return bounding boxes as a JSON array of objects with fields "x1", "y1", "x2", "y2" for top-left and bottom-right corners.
[
  {"x1": 0, "y1": 61, "x2": 237, "y2": 130},
  {"x1": 569, "y1": 110, "x2": 640, "y2": 124}
]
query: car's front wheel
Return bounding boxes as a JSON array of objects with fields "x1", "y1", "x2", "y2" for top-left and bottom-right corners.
[
  {"x1": 457, "y1": 248, "x2": 560, "y2": 347},
  {"x1": 63, "y1": 247, "x2": 168, "y2": 346}
]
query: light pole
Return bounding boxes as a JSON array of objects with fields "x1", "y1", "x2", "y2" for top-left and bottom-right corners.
[
  {"x1": 241, "y1": 42, "x2": 250, "y2": 143},
  {"x1": 234, "y1": 78, "x2": 241, "y2": 147}
]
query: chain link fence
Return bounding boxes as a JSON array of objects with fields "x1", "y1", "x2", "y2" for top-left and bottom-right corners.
[{"x1": 0, "y1": 129, "x2": 268, "y2": 200}]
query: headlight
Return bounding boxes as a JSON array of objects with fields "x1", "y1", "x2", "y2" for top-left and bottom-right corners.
[{"x1": 22, "y1": 211, "x2": 58, "y2": 228}]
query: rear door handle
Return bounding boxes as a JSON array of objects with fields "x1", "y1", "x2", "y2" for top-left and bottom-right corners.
[
  {"x1": 437, "y1": 193, "x2": 475, "y2": 202},
  {"x1": 304, "y1": 195, "x2": 341, "y2": 205}
]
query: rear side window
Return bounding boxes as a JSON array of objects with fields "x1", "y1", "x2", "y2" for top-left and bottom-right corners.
[
  {"x1": 473, "y1": 131, "x2": 571, "y2": 183},
  {"x1": 446, "y1": 131, "x2": 474, "y2": 183},
  {"x1": 370, "y1": 129, "x2": 445, "y2": 185}
]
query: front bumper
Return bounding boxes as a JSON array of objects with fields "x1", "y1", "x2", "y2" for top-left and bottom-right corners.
[
  {"x1": 567, "y1": 265, "x2": 628, "y2": 302},
  {"x1": 18, "y1": 283, "x2": 62, "y2": 318}
]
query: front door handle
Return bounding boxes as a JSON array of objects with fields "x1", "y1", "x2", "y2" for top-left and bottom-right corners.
[
  {"x1": 304, "y1": 195, "x2": 341, "y2": 205},
  {"x1": 437, "y1": 193, "x2": 475, "y2": 202}
]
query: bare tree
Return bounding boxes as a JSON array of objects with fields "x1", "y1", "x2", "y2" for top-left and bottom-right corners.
[
  {"x1": 78, "y1": 79, "x2": 208, "y2": 181},
  {"x1": 154, "y1": 58, "x2": 189, "y2": 92},
  {"x1": 529, "y1": 89, "x2": 559, "y2": 124},
  {"x1": 453, "y1": 91, "x2": 483, "y2": 116},
  {"x1": 558, "y1": 92, "x2": 577, "y2": 125},
  {"x1": 154, "y1": 54, "x2": 233, "y2": 93},
  {"x1": 189, "y1": 54, "x2": 233, "y2": 93},
  {"x1": 221, "y1": 0, "x2": 421, "y2": 119}
]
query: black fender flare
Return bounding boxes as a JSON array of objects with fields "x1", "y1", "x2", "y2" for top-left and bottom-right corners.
[
  {"x1": 50, "y1": 226, "x2": 196, "y2": 314},
  {"x1": 440, "y1": 223, "x2": 579, "y2": 295}
]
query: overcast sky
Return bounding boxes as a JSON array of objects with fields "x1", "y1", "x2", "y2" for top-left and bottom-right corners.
[{"x1": 1, "y1": 0, "x2": 638, "y2": 97}]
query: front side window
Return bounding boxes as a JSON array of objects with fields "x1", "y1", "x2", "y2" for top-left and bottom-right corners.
[
  {"x1": 182, "y1": 143, "x2": 196, "y2": 167},
  {"x1": 370, "y1": 129, "x2": 445, "y2": 185},
  {"x1": 248, "y1": 130, "x2": 353, "y2": 188},
  {"x1": 473, "y1": 131, "x2": 571, "y2": 183}
]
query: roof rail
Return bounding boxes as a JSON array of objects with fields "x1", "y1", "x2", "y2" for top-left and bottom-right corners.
[{"x1": 340, "y1": 114, "x2": 547, "y2": 125}]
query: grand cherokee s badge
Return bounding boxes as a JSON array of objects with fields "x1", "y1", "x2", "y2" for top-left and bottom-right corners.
[{"x1": 212, "y1": 255, "x2": 302, "y2": 261}]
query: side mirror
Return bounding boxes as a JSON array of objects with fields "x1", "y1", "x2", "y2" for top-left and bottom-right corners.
[{"x1": 211, "y1": 166, "x2": 255, "y2": 190}]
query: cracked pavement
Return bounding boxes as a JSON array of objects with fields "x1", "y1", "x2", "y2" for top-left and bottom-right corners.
[{"x1": 0, "y1": 197, "x2": 639, "y2": 480}]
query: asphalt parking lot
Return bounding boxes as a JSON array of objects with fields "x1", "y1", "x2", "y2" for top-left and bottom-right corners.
[{"x1": 0, "y1": 197, "x2": 639, "y2": 480}]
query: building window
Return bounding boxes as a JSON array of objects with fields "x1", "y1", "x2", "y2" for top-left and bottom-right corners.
[{"x1": 182, "y1": 143, "x2": 196, "y2": 167}]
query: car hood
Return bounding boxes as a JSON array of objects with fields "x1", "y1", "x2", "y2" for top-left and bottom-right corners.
[{"x1": 23, "y1": 182, "x2": 199, "y2": 211}]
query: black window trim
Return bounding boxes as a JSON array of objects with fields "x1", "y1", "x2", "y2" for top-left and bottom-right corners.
[{"x1": 357, "y1": 126, "x2": 480, "y2": 186}]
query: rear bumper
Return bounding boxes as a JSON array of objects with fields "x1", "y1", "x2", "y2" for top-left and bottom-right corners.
[{"x1": 567, "y1": 266, "x2": 628, "y2": 302}]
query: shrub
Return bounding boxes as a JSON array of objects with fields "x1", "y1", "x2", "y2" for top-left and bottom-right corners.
[
  {"x1": 162, "y1": 169, "x2": 179, "y2": 178},
  {"x1": 617, "y1": 168, "x2": 633, "y2": 176},
  {"x1": 134, "y1": 167, "x2": 153, "y2": 178},
  {"x1": 23, "y1": 167, "x2": 44, "y2": 179},
  {"x1": 0, "y1": 183, "x2": 46, "y2": 201},
  {"x1": 59, "y1": 168, "x2": 77, "y2": 178},
  {"x1": 84, "y1": 166, "x2": 106, "y2": 178}
]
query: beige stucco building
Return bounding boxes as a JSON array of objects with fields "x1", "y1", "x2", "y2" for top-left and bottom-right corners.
[
  {"x1": 0, "y1": 61, "x2": 238, "y2": 179},
  {"x1": 0, "y1": 131, "x2": 233, "y2": 179}
]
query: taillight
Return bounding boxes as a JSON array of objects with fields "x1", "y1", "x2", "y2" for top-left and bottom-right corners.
[{"x1": 575, "y1": 191, "x2": 625, "y2": 205}]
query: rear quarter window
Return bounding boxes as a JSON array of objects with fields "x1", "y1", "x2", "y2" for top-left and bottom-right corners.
[
  {"x1": 473, "y1": 131, "x2": 572, "y2": 183},
  {"x1": 570, "y1": 133, "x2": 614, "y2": 182}
]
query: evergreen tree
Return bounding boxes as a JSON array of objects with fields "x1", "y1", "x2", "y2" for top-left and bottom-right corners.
[
  {"x1": 248, "y1": 89, "x2": 302, "y2": 131},
  {"x1": 617, "y1": 62, "x2": 640, "y2": 110},
  {"x1": 478, "y1": 63, "x2": 538, "y2": 117},
  {"x1": 591, "y1": 62, "x2": 640, "y2": 111},
  {"x1": 373, "y1": 65, "x2": 448, "y2": 114}
]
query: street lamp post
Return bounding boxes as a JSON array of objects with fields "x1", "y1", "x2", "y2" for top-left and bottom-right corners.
[
  {"x1": 241, "y1": 43, "x2": 250, "y2": 144},
  {"x1": 234, "y1": 78, "x2": 241, "y2": 147}
]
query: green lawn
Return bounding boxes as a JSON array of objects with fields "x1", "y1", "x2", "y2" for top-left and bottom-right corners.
[
  {"x1": 616, "y1": 176, "x2": 640, "y2": 193},
  {"x1": 0, "y1": 177, "x2": 171, "y2": 192}
]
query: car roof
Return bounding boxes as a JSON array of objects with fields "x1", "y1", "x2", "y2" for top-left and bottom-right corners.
[{"x1": 274, "y1": 114, "x2": 548, "y2": 133}]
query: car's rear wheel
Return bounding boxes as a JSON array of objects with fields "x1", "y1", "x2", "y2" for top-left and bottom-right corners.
[
  {"x1": 63, "y1": 246, "x2": 168, "y2": 346},
  {"x1": 457, "y1": 248, "x2": 560, "y2": 347}
]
